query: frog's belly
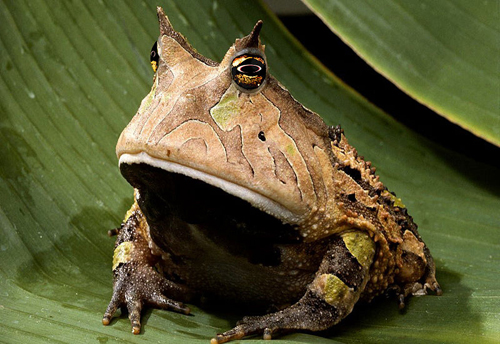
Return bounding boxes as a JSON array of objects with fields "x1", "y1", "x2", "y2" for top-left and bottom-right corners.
[
  {"x1": 124, "y1": 163, "x2": 325, "y2": 309},
  {"x1": 154, "y1": 221, "x2": 318, "y2": 309}
]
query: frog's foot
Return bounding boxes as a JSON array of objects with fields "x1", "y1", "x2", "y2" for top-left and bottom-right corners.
[
  {"x1": 210, "y1": 318, "x2": 274, "y2": 343},
  {"x1": 211, "y1": 290, "x2": 336, "y2": 343},
  {"x1": 397, "y1": 278, "x2": 442, "y2": 309},
  {"x1": 102, "y1": 262, "x2": 190, "y2": 334},
  {"x1": 421, "y1": 246, "x2": 442, "y2": 296},
  {"x1": 396, "y1": 245, "x2": 442, "y2": 309},
  {"x1": 425, "y1": 279, "x2": 442, "y2": 296},
  {"x1": 103, "y1": 202, "x2": 191, "y2": 333}
]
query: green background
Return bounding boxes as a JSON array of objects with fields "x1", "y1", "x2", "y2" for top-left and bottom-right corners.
[
  {"x1": 303, "y1": 0, "x2": 500, "y2": 146},
  {"x1": 1, "y1": 0, "x2": 499, "y2": 343}
]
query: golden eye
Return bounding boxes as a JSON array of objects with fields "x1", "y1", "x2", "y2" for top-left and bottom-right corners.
[
  {"x1": 231, "y1": 54, "x2": 266, "y2": 91},
  {"x1": 150, "y1": 41, "x2": 159, "y2": 72}
]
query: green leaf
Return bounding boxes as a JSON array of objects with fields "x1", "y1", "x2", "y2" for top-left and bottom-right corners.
[
  {"x1": 302, "y1": 0, "x2": 500, "y2": 146},
  {"x1": 0, "y1": 0, "x2": 499, "y2": 343}
]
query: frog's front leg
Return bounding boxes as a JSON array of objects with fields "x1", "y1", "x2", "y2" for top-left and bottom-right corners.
[
  {"x1": 212, "y1": 230, "x2": 375, "y2": 343},
  {"x1": 102, "y1": 201, "x2": 191, "y2": 334}
]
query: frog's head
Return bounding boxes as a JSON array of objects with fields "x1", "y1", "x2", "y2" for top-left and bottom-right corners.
[{"x1": 116, "y1": 7, "x2": 334, "y2": 231}]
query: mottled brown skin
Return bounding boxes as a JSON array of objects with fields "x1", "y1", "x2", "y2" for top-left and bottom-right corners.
[{"x1": 102, "y1": 7, "x2": 441, "y2": 343}]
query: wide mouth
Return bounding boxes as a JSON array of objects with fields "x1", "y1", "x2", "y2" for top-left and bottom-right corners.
[
  {"x1": 119, "y1": 152, "x2": 302, "y2": 224},
  {"x1": 119, "y1": 153, "x2": 302, "y2": 265}
]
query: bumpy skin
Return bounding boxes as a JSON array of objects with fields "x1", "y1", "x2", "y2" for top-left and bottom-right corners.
[
  {"x1": 103, "y1": 7, "x2": 441, "y2": 342},
  {"x1": 102, "y1": 200, "x2": 191, "y2": 333}
]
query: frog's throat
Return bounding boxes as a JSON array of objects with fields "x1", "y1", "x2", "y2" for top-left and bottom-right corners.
[{"x1": 119, "y1": 152, "x2": 302, "y2": 224}]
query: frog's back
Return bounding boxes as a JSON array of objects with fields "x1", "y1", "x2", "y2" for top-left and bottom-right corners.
[{"x1": 327, "y1": 127, "x2": 440, "y2": 303}]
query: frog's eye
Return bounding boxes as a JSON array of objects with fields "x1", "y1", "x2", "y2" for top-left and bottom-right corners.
[
  {"x1": 231, "y1": 54, "x2": 266, "y2": 91},
  {"x1": 150, "y1": 41, "x2": 159, "y2": 73}
]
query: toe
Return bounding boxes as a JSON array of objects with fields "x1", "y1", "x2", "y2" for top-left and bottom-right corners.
[
  {"x1": 150, "y1": 293, "x2": 191, "y2": 315},
  {"x1": 263, "y1": 328, "x2": 273, "y2": 340},
  {"x1": 102, "y1": 294, "x2": 122, "y2": 325},
  {"x1": 211, "y1": 325, "x2": 247, "y2": 344},
  {"x1": 127, "y1": 299, "x2": 143, "y2": 335}
]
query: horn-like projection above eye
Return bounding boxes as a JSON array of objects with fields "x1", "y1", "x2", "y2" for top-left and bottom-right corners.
[{"x1": 231, "y1": 54, "x2": 266, "y2": 91}]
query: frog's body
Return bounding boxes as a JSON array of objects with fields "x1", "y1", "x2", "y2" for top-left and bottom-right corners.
[{"x1": 103, "y1": 7, "x2": 441, "y2": 343}]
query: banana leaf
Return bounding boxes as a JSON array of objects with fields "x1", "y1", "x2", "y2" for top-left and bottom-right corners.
[
  {"x1": 0, "y1": 0, "x2": 498, "y2": 343},
  {"x1": 301, "y1": 0, "x2": 500, "y2": 147}
]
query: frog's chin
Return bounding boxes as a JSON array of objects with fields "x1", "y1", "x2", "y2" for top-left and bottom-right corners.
[{"x1": 119, "y1": 152, "x2": 302, "y2": 224}]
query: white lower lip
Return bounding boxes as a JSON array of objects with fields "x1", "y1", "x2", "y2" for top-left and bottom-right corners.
[{"x1": 119, "y1": 152, "x2": 301, "y2": 224}]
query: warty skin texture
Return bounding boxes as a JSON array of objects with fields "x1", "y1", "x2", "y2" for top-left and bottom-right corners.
[{"x1": 103, "y1": 7, "x2": 441, "y2": 343}]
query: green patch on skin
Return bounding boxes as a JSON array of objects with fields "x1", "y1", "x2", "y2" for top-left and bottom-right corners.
[
  {"x1": 323, "y1": 273, "x2": 350, "y2": 306},
  {"x1": 342, "y1": 231, "x2": 375, "y2": 269},
  {"x1": 286, "y1": 144, "x2": 296, "y2": 156},
  {"x1": 138, "y1": 80, "x2": 158, "y2": 114},
  {"x1": 210, "y1": 87, "x2": 239, "y2": 130},
  {"x1": 393, "y1": 197, "x2": 405, "y2": 208},
  {"x1": 112, "y1": 241, "x2": 134, "y2": 270},
  {"x1": 382, "y1": 190, "x2": 406, "y2": 208}
]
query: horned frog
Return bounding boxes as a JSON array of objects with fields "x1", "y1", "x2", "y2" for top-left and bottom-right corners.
[{"x1": 102, "y1": 7, "x2": 441, "y2": 343}]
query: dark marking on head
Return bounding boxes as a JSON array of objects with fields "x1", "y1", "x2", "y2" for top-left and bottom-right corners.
[
  {"x1": 329, "y1": 125, "x2": 343, "y2": 145},
  {"x1": 343, "y1": 166, "x2": 362, "y2": 183},
  {"x1": 338, "y1": 164, "x2": 380, "y2": 197}
]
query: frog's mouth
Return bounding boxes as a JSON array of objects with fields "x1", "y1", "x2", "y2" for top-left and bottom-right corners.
[
  {"x1": 119, "y1": 152, "x2": 302, "y2": 224},
  {"x1": 119, "y1": 152, "x2": 302, "y2": 261}
]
